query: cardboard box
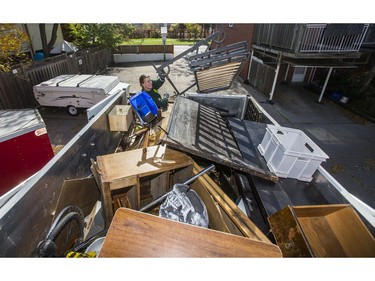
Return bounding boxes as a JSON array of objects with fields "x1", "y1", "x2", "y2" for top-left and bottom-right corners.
[
  {"x1": 108, "y1": 105, "x2": 133, "y2": 131},
  {"x1": 268, "y1": 204, "x2": 375, "y2": 257}
]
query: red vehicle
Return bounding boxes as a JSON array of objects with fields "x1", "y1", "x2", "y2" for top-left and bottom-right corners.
[{"x1": 0, "y1": 109, "x2": 54, "y2": 197}]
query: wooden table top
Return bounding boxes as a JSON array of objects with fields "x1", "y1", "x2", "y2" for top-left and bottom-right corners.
[
  {"x1": 96, "y1": 144, "x2": 194, "y2": 183},
  {"x1": 99, "y1": 208, "x2": 282, "y2": 257}
]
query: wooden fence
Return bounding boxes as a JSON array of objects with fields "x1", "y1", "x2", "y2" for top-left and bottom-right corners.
[
  {"x1": 0, "y1": 48, "x2": 113, "y2": 110},
  {"x1": 114, "y1": 45, "x2": 174, "y2": 54},
  {"x1": 248, "y1": 59, "x2": 275, "y2": 96}
]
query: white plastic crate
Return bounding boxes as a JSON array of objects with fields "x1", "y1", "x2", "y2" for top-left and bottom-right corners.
[{"x1": 257, "y1": 125, "x2": 329, "y2": 182}]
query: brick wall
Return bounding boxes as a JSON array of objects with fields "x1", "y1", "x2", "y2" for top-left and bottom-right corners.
[{"x1": 211, "y1": 24, "x2": 255, "y2": 81}]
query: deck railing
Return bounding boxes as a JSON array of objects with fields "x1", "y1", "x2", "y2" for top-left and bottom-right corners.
[
  {"x1": 253, "y1": 24, "x2": 370, "y2": 53},
  {"x1": 299, "y1": 24, "x2": 369, "y2": 53}
]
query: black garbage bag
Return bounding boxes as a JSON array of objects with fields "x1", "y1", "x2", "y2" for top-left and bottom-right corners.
[{"x1": 159, "y1": 184, "x2": 209, "y2": 228}]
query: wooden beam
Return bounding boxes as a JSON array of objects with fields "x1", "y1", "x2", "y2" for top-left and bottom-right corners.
[{"x1": 192, "y1": 161, "x2": 272, "y2": 243}]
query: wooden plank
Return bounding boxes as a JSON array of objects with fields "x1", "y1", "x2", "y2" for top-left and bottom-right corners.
[
  {"x1": 190, "y1": 180, "x2": 230, "y2": 234},
  {"x1": 149, "y1": 172, "x2": 169, "y2": 201},
  {"x1": 192, "y1": 162, "x2": 272, "y2": 243},
  {"x1": 99, "y1": 208, "x2": 282, "y2": 257},
  {"x1": 54, "y1": 177, "x2": 100, "y2": 218},
  {"x1": 96, "y1": 144, "x2": 194, "y2": 184},
  {"x1": 217, "y1": 204, "x2": 244, "y2": 236},
  {"x1": 109, "y1": 175, "x2": 138, "y2": 191},
  {"x1": 101, "y1": 182, "x2": 114, "y2": 228},
  {"x1": 297, "y1": 216, "x2": 346, "y2": 257},
  {"x1": 53, "y1": 177, "x2": 101, "y2": 241},
  {"x1": 268, "y1": 206, "x2": 313, "y2": 257},
  {"x1": 164, "y1": 96, "x2": 278, "y2": 182}
]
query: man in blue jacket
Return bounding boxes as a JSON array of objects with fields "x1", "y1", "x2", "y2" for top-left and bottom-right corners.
[{"x1": 139, "y1": 74, "x2": 169, "y2": 110}]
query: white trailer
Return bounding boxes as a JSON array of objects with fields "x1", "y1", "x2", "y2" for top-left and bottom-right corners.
[{"x1": 33, "y1": 74, "x2": 127, "y2": 116}]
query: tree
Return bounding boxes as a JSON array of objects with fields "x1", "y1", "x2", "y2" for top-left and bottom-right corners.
[
  {"x1": 185, "y1": 24, "x2": 201, "y2": 40},
  {"x1": 67, "y1": 24, "x2": 135, "y2": 49},
  {"x1": 199, "y1": 24, "x2": 211, "y2": 38},
  {"x1": 0, "y1": 24, "x2": 30, "y2": 72},
  {"x1": 39, "y1": 23, "x2": 59, "y2": 58},
  {"x1": 178, "y1": 24, "x2": 186, "y2": 39}
]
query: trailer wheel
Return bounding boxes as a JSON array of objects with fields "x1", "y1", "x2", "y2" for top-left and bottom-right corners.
[{"x1": 67, "y1": 106, "x2": 79, "y2": 116}]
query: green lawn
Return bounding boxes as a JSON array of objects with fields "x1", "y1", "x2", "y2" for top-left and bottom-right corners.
[{"x1": 125, "y1": 38, "x2": 202, "y2": 45}]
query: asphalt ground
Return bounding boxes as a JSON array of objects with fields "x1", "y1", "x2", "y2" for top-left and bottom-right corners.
[{"x1": 39, "y1": 45, "x2": 375, "y2": 215}]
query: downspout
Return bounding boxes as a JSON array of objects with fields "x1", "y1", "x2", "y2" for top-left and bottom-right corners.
[
  {"x1": 268, "y1": 52, "x2": 282, "y2": 103},
  {"x1": 317, "y1": 67, "x2": 333, "y2": 103}
]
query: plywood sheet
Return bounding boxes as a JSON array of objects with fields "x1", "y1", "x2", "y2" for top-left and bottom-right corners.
[{"x1": 55, "y1": 177, "x2": 100, "y2": 218}]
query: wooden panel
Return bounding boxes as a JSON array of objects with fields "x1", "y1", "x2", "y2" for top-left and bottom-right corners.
[
  {"x1": 100, "y1": 182, "x2": 114, "y2": 227},
  {"x1": 99, "y1": 208, "x2": 282, "y2": 257},
  {"x1": 297, "y1": 216, "x2": 346, "y2": 257},
  {"x1": 149, "y1": 172, "x2": 169, "y2": 202},
  {"x1": 109, "y1": 175, "x2": 138, "y2": 191},
  {"x1": 326, "y1": 207, "x2": 375, "y2": 256},
  {"x1": 293, "y1": 204, "x2": 347, "y2": 217},
  {"x1": 268, "y1": 206, "x2": 312, "y2": 257},
  {"x1": 96, "y1": 144, "x2": 194, "y2": 183},
  {"x1": 269, "y1": 204, "x2": 375, "y2": 257},
  {"x1": 169, "y1": 165, "x2": 193, "y2": 187},
  {"x1": 248, "y1": 59, "x2": 274, "y2": 95},
  {"x1": 217, "y1": 204, "x2": 244, "y2": 236},
  {"x1": 55, "y1": 177, "x2": 100, "y2": 218},
  {"x1": 165, "y1": 97, "x2": 278, "y2": 182},
  {"x1": 190, "y1": 180, "x2": 230, "y2": 234}
]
